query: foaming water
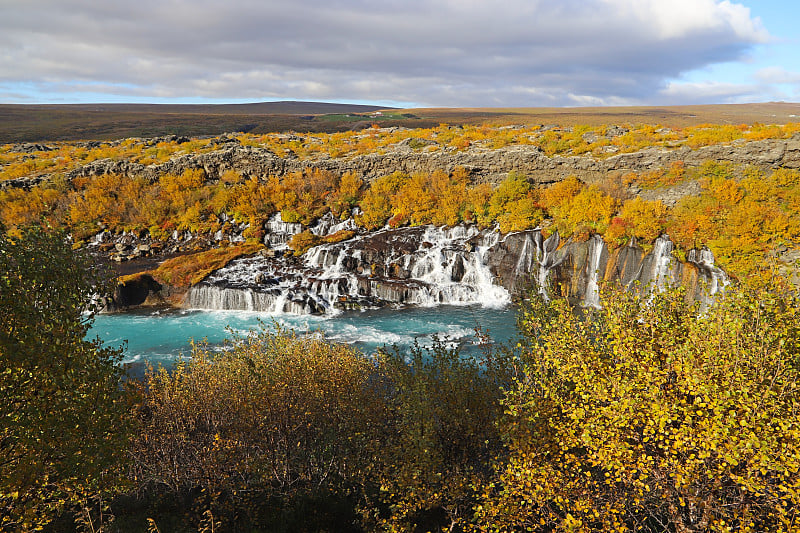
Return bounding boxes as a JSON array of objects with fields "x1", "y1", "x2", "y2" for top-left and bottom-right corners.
[{"x1": 90, "y1": 305, "x2": 518, "y2": 377}]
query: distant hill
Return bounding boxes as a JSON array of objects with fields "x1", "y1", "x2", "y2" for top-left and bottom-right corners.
[
  {"x1": 410, "y1": 102, "x2": 800, "y2": 129},
  {"x1": 0, "y1": 101, "x2": 415, "y2": 143},
  {"x1": 2, "y1": 101, "x2": 799, "y2": 143},
  {"x1": 34, "y1": 100, "x2": 393, "y2": 115}
]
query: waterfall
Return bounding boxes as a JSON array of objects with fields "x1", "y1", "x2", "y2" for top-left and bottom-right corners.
[
  {"x1": 513, "y1": 232, "x2": 537, "y2": 278},
  {"x1": 688, "y1": 246, "x2": 729, "y2": 302},
  {"x1": 187, "y1": 224, "x2": 512, "y2": 315},
  {"x1": 406, "y1": 226, "x2": 510, "y2": 307},
  {"x1": 309, "y1": 212, "x2": 357, "y2": 236},
  {"x1": 582, "y1": 235, "x2": 605, "y2": 308},
  {"x1": 536, "y1": 231, "x2": 563, "y2": 301},
  {"x1": 263, "y1": 212, "x2": 303, "y2": 248},
  {"x1": 182, "y1": 224, "x2": 730, "y2": 316},
  {"x1": 631, "y1": 234, "x2": 675, "y2": 294}
]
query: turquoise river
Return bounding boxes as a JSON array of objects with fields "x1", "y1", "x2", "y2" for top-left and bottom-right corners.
[{"x1": 90, "y1": 304, "x2": 520, "y2": 377}]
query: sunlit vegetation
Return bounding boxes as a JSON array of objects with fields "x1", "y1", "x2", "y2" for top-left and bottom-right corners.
[
  {"x1": 126, "y1": 326, "x2": 515, "y2": 532},
  {"x1": 149, "y1": 242, "x2": 263, "y2": 287},
  {"x1": 478, "y1": 284, "x2": 800, "y2": 532},
  {"x1": 288, "y1": 229, "x2": 357, "y2": 257},
  {"x1": 0, "y1": 228, "x2": 127, "y2": 531},
  {"x1": 668, "y1": 163, "x2": 800, "y2": 280},
  {"x1": 2, "y1": 122, "x2": 800, "y2": 286},
  {"x1": 4, "y1": 121, "x2": 800, "y2": 187},
  {"x1": 4, "y1": 223, "x2": 800, "y2": 531},
  {"x1": 3, "y1": 157, "x2": 800, "y2": 283}
]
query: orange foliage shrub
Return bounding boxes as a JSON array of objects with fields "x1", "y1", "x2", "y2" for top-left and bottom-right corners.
[
  {"x1": 0, "y1": 185, "x2": 65, "y2": 232},
  {"x1": 152, "y1": 243, "x2": 263, "y2": 287},
  {"x1": 328, "y1": 171, "x2": 363, "y2": 219},
  {"x1": 668, "y1": 166, "x2": 800, "y2": 279},
  {"x1": 605, "y1": 197, "x2": 668, "y2": 244},
  {"x1": 392, "y1": 173, "x2": 436, "y2": 226},
  {"x1": 487, "y1": 172, "x2": 543, "y2": 233},
  {"x1": 540, "y1": 176, "x2": 618, "y2": 236}
]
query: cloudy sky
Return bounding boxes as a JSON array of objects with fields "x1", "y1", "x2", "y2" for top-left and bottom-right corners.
[{"x1": 2, "y1": 0, "x2": 799, "y2": 107}]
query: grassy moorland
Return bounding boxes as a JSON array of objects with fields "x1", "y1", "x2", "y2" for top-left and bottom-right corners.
[
  {"x1": 0, "y1": 101, "x2": 434, "y2": 143},
  {"x1": 413, "y1": 101, "x2": 800, "y2": 128},
  {"x1": 3, "y1": 101, "x2": 800, "y2": 143}
]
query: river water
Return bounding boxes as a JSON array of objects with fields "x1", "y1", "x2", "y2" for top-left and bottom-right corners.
[{"x1": 90, "y1": 304, "x2": 520, "y2": 377}]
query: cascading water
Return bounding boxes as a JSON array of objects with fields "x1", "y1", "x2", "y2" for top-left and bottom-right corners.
[
  {"x1": 536, "y1": 231, "x2": 564, "y2": 301},
  {"x1": 310, "y1": 212, "x2": 357, "y2": 236},
  {"x1": 582, "y1": 235, "x2": 605, "y2": 308},
  {"x1": 688, "y1": 246, "x2": 729, "y2": 301},
  {"x1": 263, "y1": 212, "x2": 303, "y2": 248},
  {"x1": 631, "y1": 234, "x2": 675, "y2": 293},
  {"x1": 183, "y1": 212, "x2": 730, "y2": 315},
  {"x1": 187, "y1": 219, "x2": 512, "y2": 315}
]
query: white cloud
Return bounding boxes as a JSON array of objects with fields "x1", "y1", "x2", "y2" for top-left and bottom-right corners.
[
  {"x1": 0, "y1": 0, "x2": 770, "y2": 106},
  {"x1": 608, "y1": 0, "x2": 767, "y2": 41},
  {"x1": 754, "y1": 66, "x2": 800, "y2": 85},
  {"x1": 658, "y1": 80, "x2": 767, "y2": 104}
]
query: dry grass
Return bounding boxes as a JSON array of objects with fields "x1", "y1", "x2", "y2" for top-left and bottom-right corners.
[
  {"x1": 409, "y1": 102, "x2": 800, "y2": 129},
  {"x1": 3, "y1": 101, "x2": 800, "y2": 143},
  {"x1": 146, "y1": 242, "x2": 263, "y2": 287}
]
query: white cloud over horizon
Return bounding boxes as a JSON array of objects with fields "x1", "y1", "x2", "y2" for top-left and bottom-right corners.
[{"x1": 0, "y1": 0, "x2": 776, "y2": 106}]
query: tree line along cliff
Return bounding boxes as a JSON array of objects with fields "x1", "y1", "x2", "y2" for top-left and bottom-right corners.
[{"x1": 1, "y1": 122, "x2": 799, "y2": 287}]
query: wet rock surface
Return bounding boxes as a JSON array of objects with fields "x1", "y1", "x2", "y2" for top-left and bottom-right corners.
[{"x1": 181, "y1": 221, "x2": 728, "y2": 315}]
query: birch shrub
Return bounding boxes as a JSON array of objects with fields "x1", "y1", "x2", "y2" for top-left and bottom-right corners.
[{"x1": 478, "y1": 285, "x2": 800, "y2": 533}]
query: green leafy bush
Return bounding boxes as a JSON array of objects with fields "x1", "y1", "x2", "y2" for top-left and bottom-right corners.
[{"x1": 0, "y1": 227, "x2": 128, "y2": 531}]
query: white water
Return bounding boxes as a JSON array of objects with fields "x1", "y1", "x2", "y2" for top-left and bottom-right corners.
[
  {"x1": 582, "y1": 235, "x2": 605, "y2": 308},
  {"x1": 688, "y1": 247, "x2": 729, "y2": 297},
  {"x1": 91, "y1": 305, "x2": 518, "y2": 378},
  {"x1": 264, "y1": 212, "x2": 303, "y2": 248},
  {"x1": 188, "y1": 223, "x2": 512, "y2": 315},
  {"x1": 535, "y1": 231, "x2": 563, "y2": 301}
]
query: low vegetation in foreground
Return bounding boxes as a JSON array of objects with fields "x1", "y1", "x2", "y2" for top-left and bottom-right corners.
[{"x1": 2, "y1": 228, "x2": 799, "y2": 532}]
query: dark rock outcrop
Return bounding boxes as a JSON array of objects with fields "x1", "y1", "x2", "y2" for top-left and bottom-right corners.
[
  {"x1": 180, "y1": 222, "x2": 727, "y2": 315},
  {"x1": 105, "y1": 274, "x2": 163, "y2": 311},
  {"x1": 54, "y1": 133, "x2": 800, "y2": 189}
]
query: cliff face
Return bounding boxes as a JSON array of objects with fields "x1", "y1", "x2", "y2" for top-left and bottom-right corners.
[
  {"x1": 16, "y1": 133, "x2": 794, "y2": 194},
  {"x1": 490, "y1": 231, "x2": 727, "y2": 307},
  {"x1": 157, "y1": 221, "x2": 727, "y2": 315}
]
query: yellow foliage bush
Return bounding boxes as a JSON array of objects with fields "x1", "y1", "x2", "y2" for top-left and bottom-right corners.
[{"x1": 479, "y1": 285, "x2": 800, "y2": 532}]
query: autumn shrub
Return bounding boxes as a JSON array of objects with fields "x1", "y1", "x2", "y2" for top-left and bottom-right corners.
[
  {"x1": 668, "y1": 165, "x2": 800, "y2": 280},
  {"x1": 370, "y1": 339, "x2": 516, "y2": 532},
  {"x1": 540, "y1": 176, "x2": 618, "y2": 236},
  {"x1": 328, "y1": 170, "x2": 363, "y2": 218},
  {"x1": 150, "y1": 242, "x2": 262, "y2": 286},
  {"x1": 0, "y1": 183, "x2": 67, "y2": 234},
  {"x1": 0, "y1": 227, "x2": 129, "y2": 531},
  {"x1": 605, "y1": 197, "x2": 668, "y2": 245},
  {"x1": 288, "y1": 230, "x2": 322, "y2": 256},
  {"x1": 463, "y1": 182, "x2": 494, "y2": 227},
  {"x1": 478, "y1": 284, "x2": 800, "y2": 532},
  {"x1": 356, "y1": 171, "x2": 409, "y2": 229},
  {"x1": 391, "y1": 172, "x2": 436, "y2": 226},
  {"x1": 324, "y1": 229, "x2": 356, "y2": 244},
  {"x1": 130, "y1": 329, "x2": 386, "y2": 531},
  {"x1": 488, "y1": 172, "x2": 544, "y2": 233}
]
